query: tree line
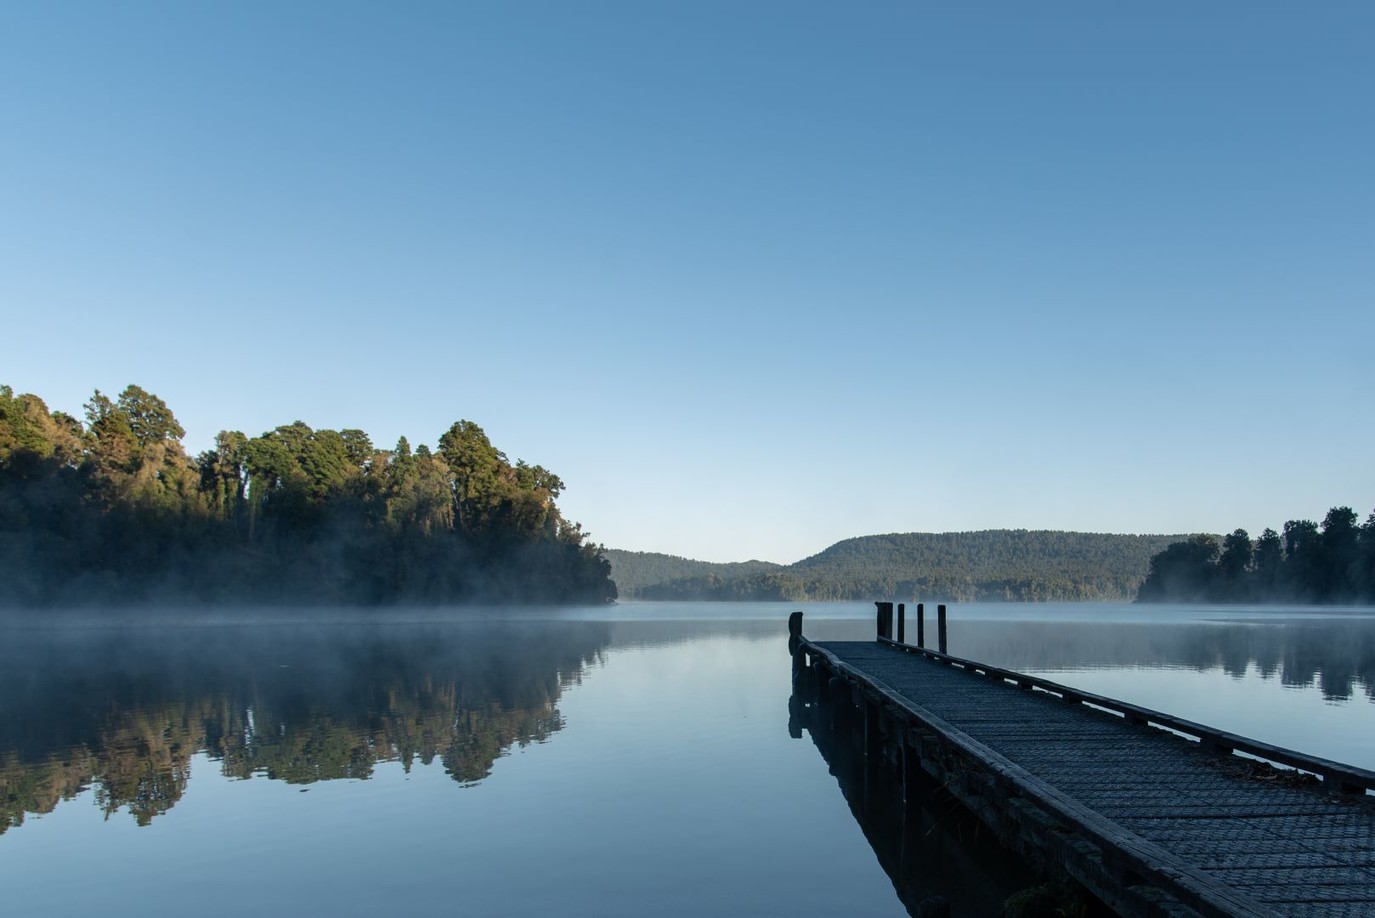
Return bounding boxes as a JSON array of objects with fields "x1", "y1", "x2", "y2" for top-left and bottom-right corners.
[
  {"x1": 601, "y1": 550, "x2": 784, "y2": 597},
  {"x1": 0, "y1": 384, "x2": 616, "y2": 606},
  {"x1": 1136, "y1": 506, "x2": 1375, "y2": 603},
  {"x1": 610, "y1": 531, "x2": 1186, "y2": 602}
]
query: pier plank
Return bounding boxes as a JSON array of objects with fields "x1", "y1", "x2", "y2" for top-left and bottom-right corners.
[{"x1": 802, "y1": 637, "x2": 1375, "y2": 918}]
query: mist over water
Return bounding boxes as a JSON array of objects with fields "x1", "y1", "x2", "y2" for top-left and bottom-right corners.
[
  {"x1": 0, "y1": 618, "x2": 610, "y2": 830},
  {"x1": 2, "y1": 602, "x2": 1372, "y2": 917}
]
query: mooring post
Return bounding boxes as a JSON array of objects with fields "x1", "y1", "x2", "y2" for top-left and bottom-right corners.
[
  {"x1": 788, "y1": 611, "x2": 803, "y2": 657},
  {"x1": 875, "y1": 601, "x2": 893, "y2": 640},
  {"x1": 896, "y1": 602, "x2": 905, "y2": 644},
  {"x1": 916, "y1": 602, "x2": 925, "y2": 648},
  {"x1": 937, "y1": 604, "x2": 948, "y2": 655}
]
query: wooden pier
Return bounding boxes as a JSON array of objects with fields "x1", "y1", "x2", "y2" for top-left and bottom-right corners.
[{"x1": 789, "y1": 606, "x2": 1375, "y2": 918}]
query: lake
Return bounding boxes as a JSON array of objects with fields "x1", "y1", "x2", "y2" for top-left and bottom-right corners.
[{"x1": 2, "y1": 601, "x2": 1373, "y2": 917}]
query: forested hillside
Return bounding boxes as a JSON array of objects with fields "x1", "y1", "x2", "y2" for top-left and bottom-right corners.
[
  {"x1": 0, "y1": 384, "x2": 615, "y2": 607},
  {"x1": 1138, "y1": 507, "x2": 1375, "y2": 604},
  {"x1": 611, "y1": 531, "x2": 1186, "y2": 601},
  {"x1": 602, "y1": 550, "x2": 781, "y2": 598}
]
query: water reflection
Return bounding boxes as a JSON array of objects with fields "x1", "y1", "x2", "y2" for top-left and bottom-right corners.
[
  {"x1": 788, "y1": 667, "x2": 1033, "y2": 916},
  {"x1": 0, "y1": 621, "x2": 610, "y2": 833},
  {"x1": 945, "y1": 617, "x2": 1375, "y2": 702}
]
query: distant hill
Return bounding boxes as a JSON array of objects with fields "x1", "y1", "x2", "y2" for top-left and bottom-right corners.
[
  {"x1": 602, "y1": 550, "x2": 782, "y2": 599},
  {"x1": 607, "y1": 531, "x2": 1192, "y2": 602}
]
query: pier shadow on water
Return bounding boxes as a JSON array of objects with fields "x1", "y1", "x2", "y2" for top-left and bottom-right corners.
[
  {"x1": 0, "y1": 619, "x2": 611, "y2": 834},
  {"x1": 788, "y1": 666, "x2": 1039, "y2": 917}
]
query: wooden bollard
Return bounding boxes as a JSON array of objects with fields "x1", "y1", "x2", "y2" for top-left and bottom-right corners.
[
  {"x1": 896, "y1": 602, "x2": 905, "y2": 643},
  {"x1": 788, "y1": 610, "x2": 803, "y2": 639},
  {"x1": 937, "y1": 604, "x2": 948, "y2": 655},
  {"x1": 916, "y1": 602, "x2": 925, "y2": 648},
  {"x1": 874, "y1": 601, "x2": 893, "y2": 640}
]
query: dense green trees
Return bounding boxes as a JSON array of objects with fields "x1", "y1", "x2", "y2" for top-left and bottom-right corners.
[
  {"x1": 1137, "y1": 507, "x2": 1375, "y2": 603},
  {"x1": 0, "y1": 383, "x2": 615, "y2": 606},
  {"x1": 602, "y1": 551, "x2": 785, "y2": 598},
  {"x1": 609, "y1": 531, "x2": 1187, "y2": 602}
]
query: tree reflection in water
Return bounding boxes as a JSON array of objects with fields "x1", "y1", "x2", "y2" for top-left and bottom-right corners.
[
  {"x1": 0, "y1": 620, "x2": 610, "y2": 833},
  {"x1": 946, "y1": 617, "x2": 1375, "y2": 702}
]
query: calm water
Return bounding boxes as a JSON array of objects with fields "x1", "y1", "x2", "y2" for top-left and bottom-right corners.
[{"x1": 2, "y1": 601, "x2": 1373, "y2": 917}]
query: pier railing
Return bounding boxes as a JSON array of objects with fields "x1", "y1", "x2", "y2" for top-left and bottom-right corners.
[{"x1": 866, "y1": 601, "x2": 1375, "y2": 796}]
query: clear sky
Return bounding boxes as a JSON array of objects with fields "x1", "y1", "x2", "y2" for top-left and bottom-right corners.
[{"x1": 3, "y1": 2, "x2": 1372, "y2": 563}]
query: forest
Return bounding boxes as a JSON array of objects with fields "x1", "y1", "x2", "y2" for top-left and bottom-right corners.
[
  {"x1": 0, "y1": 384, "x2": 616, "y2": 607},
  {"x1": 608, "y1": 531, "x2": 1186, "y2": 602},
  {"x1": 1136, "y1": 507, "x2": 1375, "y2": 604}
]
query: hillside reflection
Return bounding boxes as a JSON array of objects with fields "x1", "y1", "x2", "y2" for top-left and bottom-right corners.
[
  {"x1": 0, "y1": 620, "x2": 609, "y2": 834},
  {"x1": 946, "y1": 618, "x2": 1375, "y2": 702}
]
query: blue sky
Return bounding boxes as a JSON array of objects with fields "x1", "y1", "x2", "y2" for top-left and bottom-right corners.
[{"x1": 3, "y1": 2, "x2": 1371, "y2": 563}]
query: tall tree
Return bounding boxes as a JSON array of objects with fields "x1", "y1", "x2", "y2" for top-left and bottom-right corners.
[
  {"x1": 1282, "y1": 520, "x2": 1321, "y2": 600},
  {"x1": 1319, "y1": 507, "x2": 1360, "y2": 600},
  {"x1": 1217, "y1": 529, "x2": 1253, "y2": 598},
  {"x1": 1252, "y1": 528, "x2": 1283, "y2": 596},
  {"x1": 438, "y1": 420, "x2": 509, "y2": 536},
  {"x1": 1137, "y1": 535, "x2": 1218, "y2": 602}
]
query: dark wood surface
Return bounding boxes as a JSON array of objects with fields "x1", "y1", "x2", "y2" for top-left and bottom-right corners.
[{"x1": 811, "y1": 640, "x2": 1375, "y2": 918}]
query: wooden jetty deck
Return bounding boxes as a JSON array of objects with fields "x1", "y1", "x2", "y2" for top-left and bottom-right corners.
[{"x1": 790, "y1": 607, "x2": 1375, "y2": 918}]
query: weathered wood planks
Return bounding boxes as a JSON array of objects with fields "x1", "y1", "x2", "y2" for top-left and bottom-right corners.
[{"x1": 796, "y1": 629, "x2": 1375, "y2": 918}]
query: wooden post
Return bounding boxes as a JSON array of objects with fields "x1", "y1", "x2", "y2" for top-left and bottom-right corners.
[
  {"x1": 787, "y1": 610, "x2": 803, "y2": 656},
  {"x1": 937, "y1": 604, "x2": 948, "y2": 655},
  {"x1": 916, "y1": 602, "x2": 925, "y2": 648},
  {"x1": 874, "y1": 601, "x2": 893, "y2": 640}
]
